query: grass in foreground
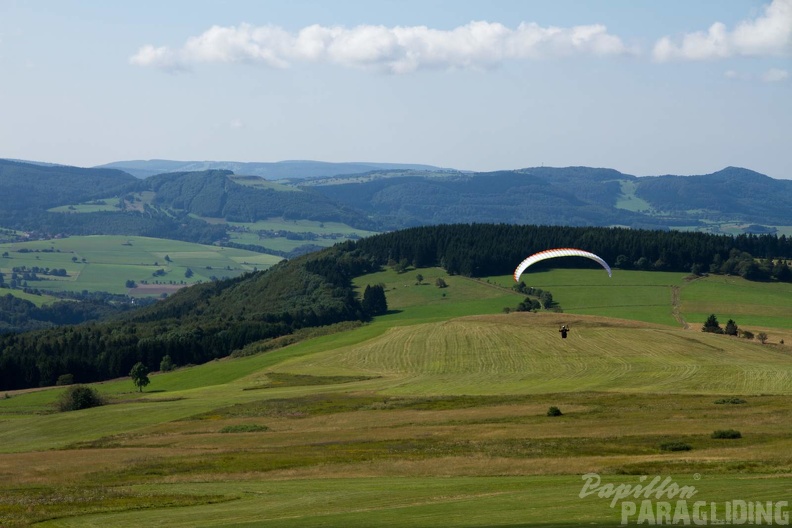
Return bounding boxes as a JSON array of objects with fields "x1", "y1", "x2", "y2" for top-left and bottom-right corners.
[{"x1": 1, "y1": 270, "x2": 792, "y2": 526}]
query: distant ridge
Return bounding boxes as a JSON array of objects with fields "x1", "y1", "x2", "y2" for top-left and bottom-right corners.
[{"x1": 95, "y1": 159, "x2": 459, "y2": 179}]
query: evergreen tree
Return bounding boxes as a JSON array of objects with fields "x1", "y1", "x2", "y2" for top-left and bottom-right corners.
[
  {"x1": 702, "y1": 314, "x2": 722, "y2": 333},
  {"x1": 361, "y1": 284, "x2": 388, "y2": 316},
  {"x1": 724, "y1": 319, "x2": 738, "y2": 336}
]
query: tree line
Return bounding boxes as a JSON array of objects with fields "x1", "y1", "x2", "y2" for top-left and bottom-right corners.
[
  {"x1": 353, "y1": 224, "x2": 792, "y2": 280},
  {"x1": 1, "y1": 224, "x2": 791, "y2": 391}
]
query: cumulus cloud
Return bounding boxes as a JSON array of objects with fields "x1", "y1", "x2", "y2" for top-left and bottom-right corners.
[
  {"x1": 653, "y1": 0, "x2": 792, "y2": 61},
  {"x1": 762, "y1": 67, "x2": 790, "y2": 82},
  {"x1": 129, "y1": 20, "x2": 632, "y2": 73}
]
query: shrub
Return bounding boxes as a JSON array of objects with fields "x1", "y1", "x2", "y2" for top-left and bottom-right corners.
[
  {"x1": 547, "y1": 406, "x2": 563, "y2": 417},
  {"x1": 711, "y1": 429, "x2": 742, "y2": 439},
  {"x1": 757, "y1": 332, "x2": 768, "y2": 344},
  {"x1": 220, "y1": 424, "x2": 269, "y2": 433},
  {"x1": 714, "y1": 398, "x2": 747, "y2": 405},
  {"x1": 57, "y1": 385, "x2": 104, "y2": 412},
  {"x1": 660, "y1": 441, "x2": 692, "y2": 452}
]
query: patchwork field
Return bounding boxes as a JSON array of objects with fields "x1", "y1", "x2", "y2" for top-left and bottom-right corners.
[
  {"x1": 0, "y1": 235, "x2": 281, "y2": 297},
  {"x1": 1, "y1": 268, "x2": 791, "y2": 526}
]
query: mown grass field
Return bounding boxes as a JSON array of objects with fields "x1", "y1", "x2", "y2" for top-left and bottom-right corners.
[
  {"x1": 1, "y1": 268, "x2": 791, "y2": 526},
  {"x1": 0, "y1": 235, "x2": 281, "y2": 298}
]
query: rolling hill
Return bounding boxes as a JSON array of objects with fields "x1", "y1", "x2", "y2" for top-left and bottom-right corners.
[
  {"x1": 303, "y1": 166, "x2": 792, "y2": 231},
  {"x1": 96, "y1": 159, "x2": 454, "y2": 179}
]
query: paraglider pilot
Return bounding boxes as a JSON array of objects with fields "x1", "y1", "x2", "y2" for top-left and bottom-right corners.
[{"x1": 559, "y1": 325, "x2": 569, "y2": 339}]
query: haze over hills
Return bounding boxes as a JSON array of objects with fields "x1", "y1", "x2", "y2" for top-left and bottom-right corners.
[{"x1": 95, "y1": 159, "x2": 457, "y2": 180}]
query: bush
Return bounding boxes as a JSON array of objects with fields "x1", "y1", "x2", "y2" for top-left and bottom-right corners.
[
  {"x1": 660, "y1": 441, "x2": 692, "y2": 452},
  {"x1": 711, "y1": 429, "x2": 742, "y2": 439},
  {"x1": 714, "y1": 398, "x2": 747, "y2": 405},
  {"x1": 220, "y1": 424, "x2": 269, "y2": 433},
  {"x1": 547, "y1": 406, "x2": 563, "y2": 417},
  {"x1": 57, "y1": 385, "x2": 104, "y2": 412}
]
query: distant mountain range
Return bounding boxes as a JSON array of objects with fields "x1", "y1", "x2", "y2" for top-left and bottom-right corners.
[
  {"x1": 1, "y1": 159, "x2": 791, "y2": 240},
  {"x1": 95, "y1": 159, "x2": 457, "y2": 180}
]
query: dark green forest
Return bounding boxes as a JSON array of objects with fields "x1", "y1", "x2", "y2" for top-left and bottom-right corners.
[
  {"x1": 1, "y1": 224, "x2": 790, "y2": 391},
  {"x1": 308, "y1": 166, "x2": 792, "y2": 230},
  {"x1": 141, "y1": 170, "x2": 378, "y2": 229}
]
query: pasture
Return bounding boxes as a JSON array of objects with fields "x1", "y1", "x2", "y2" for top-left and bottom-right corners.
[
  {"x1": 0, "y1": 235, "x2": 280, "y2": 298},
  {"x1": 1, "y1": 268, "x2": 792, "y2": 526}
]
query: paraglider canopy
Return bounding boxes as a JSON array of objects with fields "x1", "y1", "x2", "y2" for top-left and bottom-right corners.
[{"x1": 514, "y1": 248, "x2": 612, "y2": 283}]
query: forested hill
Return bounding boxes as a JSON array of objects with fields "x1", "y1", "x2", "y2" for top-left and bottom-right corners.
[
  {"x1": 304, "y1": 166, "x2": 792, "y2": 231},
  {"x1": 634, "y1": 167, "x2": 792, "y2": 224},
  {"x1": 2, "y1": 224, "x2": 790, "y2": 391},
  {"x1": 0, "y1": 159, "x2": 136, "y2": 211},
  {"x1": 139, "y1": 170, "x2": 378, "y2": 229}
]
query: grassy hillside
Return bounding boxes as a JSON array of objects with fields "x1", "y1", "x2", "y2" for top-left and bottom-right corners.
[{"x1": 1, "y1": 270, "x2": 791, "y2": 526}]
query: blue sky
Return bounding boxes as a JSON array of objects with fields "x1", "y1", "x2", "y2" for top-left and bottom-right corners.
[{"x1": 1, "y1": 0, "x2": 790, "y2": 178}]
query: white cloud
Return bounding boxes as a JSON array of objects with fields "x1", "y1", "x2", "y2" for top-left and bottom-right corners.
[
  {"x1": 130, "y1": 20, "x2": 632, "y2": 73},
  {"x1": 230, "y1": 118, "x2": 244, "y2": 129},
  {"x1": 762, "y1": 67, "x2": 790, "y2": 82},
  {"x1": 653, "y1": 0, "x2": 792, "y2": 62}
]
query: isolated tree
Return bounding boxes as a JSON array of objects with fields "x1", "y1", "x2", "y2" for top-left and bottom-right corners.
[
  {"x1": 129, "y1": 362, "x2": 150, "y2": 392},
  {"x1": 435, "y1": 277, "x2": 448, "y2": 288},
  {"x1": 415, "y1": 273, "x2": 424, "y2": 285},
  {"x1": 724, "y1": 319, "x2": 738, "y2": 336},
  {"x1": 757, "y1": 332, "x2": 769, "y2": 344},
  {"x1": 702, "y1": 314, "x2": 722, "y2": 333},
  {"x1": 125, "y1": 279, "x2": 136, "y2": 288},
  {"x1": 164, "y1": 255, "x2": 172, "y2": 263},
  {"x1": 362, "y1": 284, "x2": 388, "y2": 316},
  {"x1": 184, "y1": 268, "x2": 194, "y2": 278}
]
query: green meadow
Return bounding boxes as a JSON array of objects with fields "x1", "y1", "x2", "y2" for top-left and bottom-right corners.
[
  {"x1": 0, "y1": 235, "x2": 281, "y2": 298},
  {"x1": 1, "y1": 268, "x2": 792, "y2": 526}
]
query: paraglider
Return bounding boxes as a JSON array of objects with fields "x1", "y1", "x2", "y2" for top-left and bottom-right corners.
[{"x1": 513, "y1": 248, "x2": 612, "y2": 283}]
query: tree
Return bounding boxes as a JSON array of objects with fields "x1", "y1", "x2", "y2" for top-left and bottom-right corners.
[
  {"x1": 702, "y1": 314, "x2": 722, "y2": 333},
  {"x1": 129, "y1": 362, "x2": 150, "y2": 392},
  {"x1": 435, "y1": 277, "x2": 448, "y2": 288},
  {"x1": 757, "y1": 332, "x2": 769, "y2": 344},
  {"x1": 415, "y1": 273, "x2": 424, "y2": 285},
  {"x1": 57, "y1": 385, "x2": 104, "y2": 412},
  {"x1": 724, "y1": 319, "x2": 738, "y2": 336},
  {"x1": 125, "y1": 279, "x2": 136, "y2": 288},
  {"x1": 164, "y1": 255, "x2": 172, "y2": 263},
  {"x1": 185, "y1": 268, "x2": 194, "y2": 278},
  {"x1": 160, "y1": 355, "x2": 175, "y2": 372},
  {"x1": 362, "y1": 284, "x2": 388, "y2": 316}
]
